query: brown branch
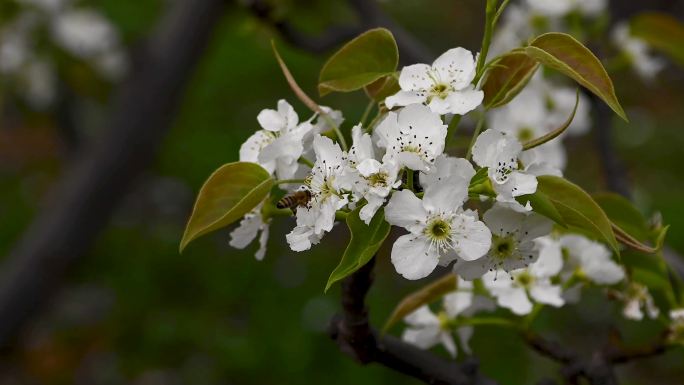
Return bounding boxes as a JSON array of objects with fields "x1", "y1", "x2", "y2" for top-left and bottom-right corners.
[
  {"x1": 0, "y1": 0, "x2": 227, "y2": 347},
  {"x1": 328, "y1": 258, "x2": 498, "y2": 385},
  {"x1": 246, "y1": 0, "x2": 433, "y2": 65}
]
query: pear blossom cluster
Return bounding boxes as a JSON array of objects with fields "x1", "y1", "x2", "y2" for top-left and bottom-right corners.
[
  {"x1": 0, "y1": 0, "x2": 126, "y2": 108},
  {"x1": 226, "y1": 42, "x2": 671, "y2": 341}
]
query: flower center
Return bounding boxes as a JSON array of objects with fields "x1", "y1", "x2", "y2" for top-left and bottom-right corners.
[
  {"x1": 430, "y1": 83, "x2": 452, "y2": 99},
  {"x1": 514, "y1": 271, "x2": 534, "y2": 288},
  {"x1": 427, "y1": 219, "x2": 451, "y2": 239},
  {"x1": 368, "y1": 172, "x2": 388, "y2": 187},
  {"x1": 491, "y1": 235, "x2": 518, "y2": 261},
  {"x1": 493, "y1": 157, "x2": 517, "y2": 183}
]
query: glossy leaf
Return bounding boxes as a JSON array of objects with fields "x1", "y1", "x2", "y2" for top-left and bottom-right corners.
[
  {"x1": 517, "y1": 190, "x2": 566, "y2": 227},
  {"x1": 631, "y1": 12, "x2": 684, "y2": 67},
  {"x1": 180, "y1": 162, "x2": 273, "y2": 252},
  {"x1": 482, "y1": 50, "x2": 540, "y2": 108},
  {"x1": 319, "y1": 28, "x2": 399, "y2": 96},
  {"x1": 536, "y1": 176, "x2": 618, "y2": 254},
  {"x1": 383, "y1": 274, "x2": 457, "y2": 332},
  {"x1": 364, "y1": 74, "x2": 401, "y2": 103},
  {"x1": 593, "y1": 192, "x2": 650, "y2": 242},
  {"x1": 325, "y1": 206, "x2": 391, "y2": 292},
  {"x1": 525, "y1": 33, "x2": 627, "y2": 121}
]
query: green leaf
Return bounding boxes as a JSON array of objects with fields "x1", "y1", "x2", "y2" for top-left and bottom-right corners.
[
  {"x1": 536, "y1": 175, "x2": 619, "y2": 254},
  {"x1": 180, "y1": 162, "x2": 273, "y2": 252},
  {"x1": 382, "y1": 274, "x2": 457, "y2": 333},
  {"x1": 364, "y1": 74, "x2": 401, "y2": 102},
  {"x1": 593, "y1": 192, "x2": 650, "y2": 242},
  {"x1": 631, "y1": 12, "x2": 684, "y2": 67},
  {"x1": 325, "y1": 206, "x2": 391, "y2": 292},
  {"x1": 318, "y1": 28, "x2": 399, "y2": 96},
  {"x1": 516, "y1": 190, "x2": 566, "y2": 227},
  {"x1": 482, "y1": 50, "x2": 540, "y2": 108},
  {"x1": 468, "y1": 167, "x2": 495, "y2": 197},
  {"x1": 525, "y1": 32, "x2": 628, "y2": 121}
]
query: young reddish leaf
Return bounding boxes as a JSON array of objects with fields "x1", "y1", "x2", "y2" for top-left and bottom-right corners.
[
  {"x1": 180, "y1": 162, "x2": 273, "y2": 252},
  {"x1": 525, "y1": 32, "x2": 628, "y2": 121},
  {"x1": 631, "y1": 12, "x2": 684, "y2": 67},
  {"x1": 482, "y1": 50, "x2": 540, "y2": 108},
  {"x1": 536, "y1": 175, "x2": 619, "y2": 254},
  {"x1": 382, "y1": 274, "x2": 457, "y2": 333},
  {"x1": 325, "y1": 206, "x2": 391, "y2": 292},
  {"x1": 318, "y1": 28, "x2": 398, "y2": 96}
]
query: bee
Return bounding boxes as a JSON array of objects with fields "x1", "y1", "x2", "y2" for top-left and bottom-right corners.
[{"x1": 276, "y1": 189, "x2": 312, "y2": 209}]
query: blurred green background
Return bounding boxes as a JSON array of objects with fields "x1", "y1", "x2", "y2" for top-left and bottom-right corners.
[{"x1": 1, "y1": 0, "x2": 683, "y2": 384}]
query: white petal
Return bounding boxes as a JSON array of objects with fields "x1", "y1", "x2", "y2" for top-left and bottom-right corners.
[
  {"x1": 427, "y1": 97, "x2": 452, "y2": 115},
  {"x1": 239, "y1": 130, "x2": 273, "y2": 164},
  {"x1": 359, "y1": 195, "x2": 384, "y2": 225},
  {"x1": 496, "y1": 286, "x2": 533, "y2": 315},
  {"x1": 385, "y1": 90, "x2": 427, "y2": 109},
  {"x1": 402, "y1": 326, "x2": 441, "y2": 350},
  {"x1": 584, "y1": 260, "x2": 625, "y2": 285},
  {"x1": 351, "y1": 124, "x2": 375, "y2": 162},
  {"x1": 391, "y1": 235, "x2": 440, "y2": 280},
  {"x1": 530, "y1": 237, "x2": 563, "y2": 277},
  {"x1": 357, "y1": 159, "x2": 382, "y2": 177},
  {"x1": 373, "y1": 111, "x2": 398, "y2": 149},
  {"x1": 422, "y1": 178, "x2": 466, "y2": 213},
  {"x1": 257, "y1": 108, "x2": 285, "y2": 132},
  {"x1": 404, "y1": 305, "x2": 440, "y2": 327},
  {"x1": 520, "y1": 211, "x2": 553, "y2": 241},
  {"x1": 398, "y1": 63, "x2": 433, "y2": 91},
  {"x1": 456, "y1": 326, "x2": 474, "y2": 355},
  {"x1": 445, "y1": 86, "x2": 484, "y2": 115},
  {"x1": 420, "y1": 155, "x2": 475, "y2": 189},
  {"x1": 396, "y1": 152, "x2": 429, "y2": 171},
  {"x1": 440, "y1": 332, "x2": 458, "y2": 358},
  {"x1": 432, "y1": 47, "x2": 477, "y2": 89},
  {"x1": 385, "y1": 189, "x2": 427, "y2": 232},
  {"x1": 623, "y1": 299, "x2": 644, "y2": 320},
  {"x1": 529, "y1": 281, "x2": 565, "y2": 307},
  {"x1": 471, "y1": 129, "x2": 521, "y2": 169},
  {"x1": 451, "y1": 214, "x2": 492, "y2": 262},
  {"x1": 483, "y1": 203, "x2": 525, "y2": 237},
  {"x1": 313, "y1": 135, "x2": 344, "y2": 167},
  {"x1": 255, "y1": 224, "x2": 269, "y2": 261},
  {"x1": 444, "y1": 291, "x2": 473, "y2": 318},
  {"x1": 453, "y1": 258, "x2": 489, "y2": 280},
  {"x1": 277, "y1": 99, "x2": 299, "y2": 131},
  {"x1": 229, "y1": 214, "x2": 261, "y2": 249}
]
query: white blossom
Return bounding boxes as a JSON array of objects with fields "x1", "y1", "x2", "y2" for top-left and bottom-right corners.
[
  {"x1": 525, "y1": 0, "x2": 606, "y2": 18},
  {"x1": 345, "y1": 125, "x2": 401, "y2": 224},
  {"x1": 229, "y1": 204, "x2": 270, "y2": 261},
  {"x1": 612, "y1": 23, "x2": 665, "y2": 80},
  {"x1": 385, "y1": 47, "x2": 484, "y2": 115},
  {"x1": 402, "y1": 278, "x2": 491, "y2": 357},
  {"x1": 240, "y1": 99, "x2": 313, "y2": 180},
  {"x1": 384, "y1": 178, "x2": 491, "y2": 280},
  {"x1": 482, "y1": 237, "x2": 564, "y2": 315},
  {"x1": 52, "y1": 9, "x2": 120, "y2": 59},
  {"x1": 375, "y1": 104, "x2": 447, "y2": 171},
  {"x1": 471, "y1": 129, "x2": 538, "y2": 210},
  {"x1": 286, "y1": 135, "x2": 349, "y2": 251},
  {"x1": 559, "y1": 235, "x2": 624, "y2": 285},
  {"x1": 454, "y1": 204, "x2": 552, "y2": 279},
  {"x1": 617, "y1": 282, "x2": 660, "y2": 321}
]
